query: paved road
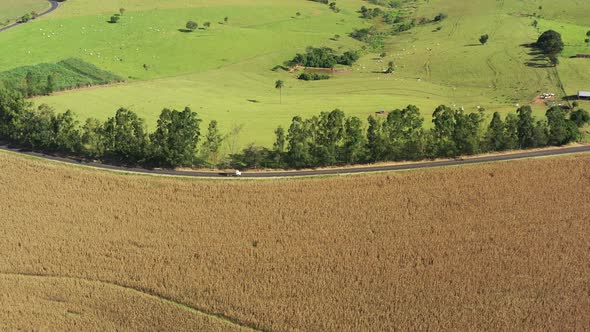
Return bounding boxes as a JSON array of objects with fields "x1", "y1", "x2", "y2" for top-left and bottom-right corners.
[
  {"x1": 1, "y1": 142, "x2": 589, "y2": 178},
  {"x1": 0, "y1": 0, "x2": 60, "y2": 33}
]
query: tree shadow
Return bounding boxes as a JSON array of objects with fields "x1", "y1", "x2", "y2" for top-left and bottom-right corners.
[
  {"x1": 520, "y1": 42, "x2": 551, "y2": 68},
  {"x1": 526, "y1": 62, "x2": 552, "y2": 68},
  {"x1": 563, "y1": 95, "x2": 580, "y2": 101},
  {"x1": 464, "y1": 43, "x2": 481, "y2": 47},
  {"x1": 178, "y1": 28, "x2": 192, "y2": 33}
]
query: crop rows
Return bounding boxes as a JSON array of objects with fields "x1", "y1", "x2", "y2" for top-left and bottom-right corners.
[{"x1": 1, "y1": 152, "x2": 589, "y2": 331}]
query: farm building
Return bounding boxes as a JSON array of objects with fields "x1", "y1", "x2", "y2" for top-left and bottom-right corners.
[{"x1": 578, "y1": 91, "x2": 590, "y2": 100}]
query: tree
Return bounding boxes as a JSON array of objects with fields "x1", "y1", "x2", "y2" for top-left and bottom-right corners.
[
  {"x1": 204, "y1": 22, "x2": 211, "y2": 29},
  {"x1": 384, "y1": 110, "x2": 404, "y2": 159},
  {"x1": 399, "y1": 105, "x2": 426, "y2": 160},
  {"x1": 342, "y1": 116, "x2": 366, "y2": 164},
  {"x1": 546, "y1": 106, "x2": 578, "y2": 145},
  {"x1": 186, "y1": 21, "x2": 198, "y2": 31},
  {"x1": 570, "y1": 109, "x2": 590, "y2": 127},
  {"x1": 275, "y1": 80, "x2": 284, "y2": 104},
  {"x1": 119, "y1": 8, "x2": 126, "y2": 15},
  {"x1": 201, "y1": 120, "x2": 223, "y2": 166},
  {"x1": 385, "y1": 61, "x2": 394, "y2": 73},
  {"x1": 20, "y1": 13, "x2": 32, "y2": 23},
  {"x1": 272, "y1": 126, "x2": 286, "y2": 167},
  {"x1": 479, "y1": 34, "x2": 489, "y2": 45},
  {"x1": 109, "y1": 14, "x2": 120, "y2": 23},
  {"x1": 0, "y1": 87, "x2": 29, "y2": 140},
  {"x1": 313, "y1": 109, "x2": 345, "y2": 165},
  {"x1": 150, "y1": 107, "x2": 201, "y2": 166},
  {"x1": 504, "y1": 113, "x2": 519, "y2": 150},
  {"x1": 366, "y1": 116, "x2": 386, "y2": 162},
  {"x1": 485, "y1": 112, "x2": 505, "y2": 151},
  {"x1": 53, "y1": 110, "x2": 81, "y2": 153},
  {"x1": 586, "y1": 31, "x2": 590, "y2": 37},
  {"x1": 532, "y1": 120, "x2": 549, "y2": 147},
  {"x1": 224, "y1": 16, "x2": 229, "y2": 24},
  {"x1": 17, "y1": 104, "x2": 55, "y2": 150},
  {"x1": 536, "y1": 30, "x2": 564, "y2": 56},
  {"x1": 81, "y1": 117, "x2": 105, "y2": 158},
  {"x1": 516, "y1": 106, "x2": 536, "y2": 148},
  {"x1": 231, "y1": 144, "x2": 271, "y2": 169},
  {"x1": 431, "y1": 105, "x2": 458, "y2": 157},
  {"x1": 286, "y1": 116, "x2": 312, "y2": 168},
  {"x1": 102, "y1": 108, "x2": 148, "y2": 163},
  {"x1": 453, "y1": 109, "x2": 484, "y2": 155}
]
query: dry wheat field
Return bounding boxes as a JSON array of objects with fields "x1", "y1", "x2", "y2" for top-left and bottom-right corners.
[{"x1": 1, "y1": 151, "x2": 589, "y2": 331}]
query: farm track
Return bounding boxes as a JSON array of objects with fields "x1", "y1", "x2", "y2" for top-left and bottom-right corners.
[
  {"x1": 0, "y1": 271, "x2": 262, "y2": 332},
  {"x1": 1, "y1": 141, "x2": 589, "y2": 178},
  {"x1": 0, "y1": 0, "x2": 60, "y2": 33}
]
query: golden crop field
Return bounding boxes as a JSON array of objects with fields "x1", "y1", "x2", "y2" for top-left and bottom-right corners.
[{"x1": 1, "y1": 151, "x2": 590, "y2": 331}]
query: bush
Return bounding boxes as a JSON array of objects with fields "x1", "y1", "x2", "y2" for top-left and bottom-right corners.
[{"x1": 298, "y1": 73, "x2": 331, "y2": 81}]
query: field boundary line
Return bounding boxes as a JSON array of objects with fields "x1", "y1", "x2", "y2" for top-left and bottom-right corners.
[{"x1": 0, "y1": 271, "x2": 263, "y2": 332}]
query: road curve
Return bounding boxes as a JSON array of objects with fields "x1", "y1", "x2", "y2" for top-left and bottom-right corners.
[
  {"x1": 1, "y1": 141, "x2": 589, "y2": 178},
  {"x1": 0, "y1": 0, "x2": 60, "y2": 33}
]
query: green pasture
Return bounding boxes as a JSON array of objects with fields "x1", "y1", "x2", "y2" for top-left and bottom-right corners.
[
  {"x1": 0, "y1": 0, "x2": 49, "y2": 24},
  {"x1": 1, "y1": 0, "x2": 588, "y2": 147}
]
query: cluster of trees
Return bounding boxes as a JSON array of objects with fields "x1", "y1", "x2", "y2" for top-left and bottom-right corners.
[
  {"x1": 109, "y1": 8, "x2": 125, "y2": 24},
  {"x1": 185, "y1": 21, "x2": 211, "y2": 32},
  {"x1": 360, "y1": 6, "x2": 384, "y2": 19},
  {"x1": 350, "y1": 27, "x2": 379, "y2": 42},
  {"x1": 1, "y1": 86, "x2": 588, "y2": 170},
  {"x1": 358, "y1": 4, "x2": 446, "y2": 33},
  {"x1": 0, "y1": 88, "x2": 217, "y2": 167},
  {"x1": 18, "y1": 11, "x2": 38, "y2": 23},
  {"x1": 253, "y1": 104, "x2": 588, "y2": 169},
  {"x1": 287, "y1": 47, "x2": 359, "y2": 68}
]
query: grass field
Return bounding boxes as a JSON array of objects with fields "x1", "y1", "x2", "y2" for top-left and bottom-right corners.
[
  {"x1": 1, "y1": 0, "x2": 589, "y2": 147},
  {"x1": 0, "y1": 0, "x2": 49, "y2": 24},
  {"x1": 1, "y1": 150, "x2": 590, "y2": 331}
]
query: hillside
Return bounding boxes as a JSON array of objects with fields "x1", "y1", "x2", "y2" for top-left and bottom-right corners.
[
  {"x1": 0, "y1": 0, "x2": 587, "y2": 147},
  {"x1": 1, "y1": 150, "x2": 589, "y2": 331}
]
